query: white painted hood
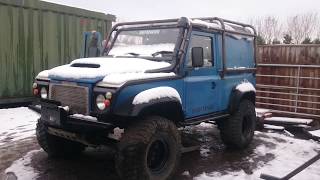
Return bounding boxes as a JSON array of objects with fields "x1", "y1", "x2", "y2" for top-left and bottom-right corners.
[{"x1": 36, "y1": 57, "x2": 175, "y2": 86}]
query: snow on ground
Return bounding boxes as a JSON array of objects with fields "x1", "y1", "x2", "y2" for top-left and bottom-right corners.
[
  {"x1": 195, "y1": 130, "x2": 320, "y2": 180},
  {"x1": 5, "y1": 149, "x2": 41, "y2": 180},
  {"x1": 264, "y1": 117, "x2": 313, "y2": 125},
  {"x1": 0, "y1": 107, "x2": 320, "y2": 180},
  {"x1": 263, "y1": 124, "x2": 285, "y2": 131},
  {"x1": 255, "y1": 108, "x2": 271, "y2": 117},
  {"x1": 309, "y1": 130, "x2": 320, "y2": 138},
  {"x1": 0, "y1": 107, "x2": 39, "y2": 145},
  {"x1": 255, "y1": 108, "x2": 271, "y2": 114}
]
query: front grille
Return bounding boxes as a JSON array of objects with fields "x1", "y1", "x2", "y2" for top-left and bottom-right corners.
[{"x1": 49, "y1": 83, "x2": 89, "y2": 115}]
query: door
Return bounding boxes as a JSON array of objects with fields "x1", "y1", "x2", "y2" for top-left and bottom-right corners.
[{"x1": 184, "y1": 32, "x2": 222, "y2": 118}]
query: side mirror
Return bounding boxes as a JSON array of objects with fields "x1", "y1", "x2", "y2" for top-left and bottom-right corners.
[{"x1": 191, "y1": 47, "x2": 204, "y2": 67}]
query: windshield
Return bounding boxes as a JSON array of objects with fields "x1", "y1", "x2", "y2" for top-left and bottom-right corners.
[{"x1": 108, "y1": 28, "x2": 179, "y2": 60}]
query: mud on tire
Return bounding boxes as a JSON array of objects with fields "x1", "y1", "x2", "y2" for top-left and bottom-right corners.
[
  {"x1": 115, "y1": 116, "x2": 181, "y2": 180},
  {"x1": 219, "y1": 100, "x2": 256, "y2": 149},
  {"x1": 36, "y1": 120, "x2": 85, "y2": 158}
]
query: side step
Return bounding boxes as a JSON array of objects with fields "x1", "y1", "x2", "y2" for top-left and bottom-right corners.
[{"x1": 181, "y1": 113, "x2": 229, "y2": 126}]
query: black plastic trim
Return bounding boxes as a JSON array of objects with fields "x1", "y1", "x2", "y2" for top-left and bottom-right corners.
[
  {"x1": 39, "y1": 100, "x2": 115, "y2": 132},
  {"x1": 228, "y1": 88, "x2": 256, "y2": 114}
]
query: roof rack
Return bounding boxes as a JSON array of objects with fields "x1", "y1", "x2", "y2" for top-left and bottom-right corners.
[
  {"x1": 106, "y1": 17, "x2": 257, "y2": 78},
  {"x1": 110, "y1": 17, "x2": 256, "y2": 36},
  {"x1": 195, "y1": 17, "x2": 256, "y2": 36}
]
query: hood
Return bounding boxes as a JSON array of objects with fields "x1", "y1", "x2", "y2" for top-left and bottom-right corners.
[{"x1": 36, "y1": 57, "x2": 173, "y2": 84}]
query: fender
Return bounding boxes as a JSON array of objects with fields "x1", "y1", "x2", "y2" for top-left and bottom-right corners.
[
  {"x1": 131, "y1": 97, "x2": 182, "y2": 116},
  {"x1": 113, "y1": 96, "x2": 182, "y2": 117},
  {"x1": 228, "y1": 84, "x2": 256, "y2": 114},
  {"x1": 113, "y1": 86, "x2": 183, "y2": 117}
]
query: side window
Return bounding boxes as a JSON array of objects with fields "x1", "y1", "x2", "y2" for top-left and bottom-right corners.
[{"x1": 187, "y1": 35, "x2": 213, "y2": 67}]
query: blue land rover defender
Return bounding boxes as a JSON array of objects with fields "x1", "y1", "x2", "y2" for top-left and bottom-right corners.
[{"x1": 31, "y1": 17, "x2": 257, "y2": 180}]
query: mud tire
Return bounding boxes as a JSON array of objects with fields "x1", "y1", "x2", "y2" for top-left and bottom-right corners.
[
  {"x1": 36, "y1": 121, "x2": 85, "y2": 158},
  {"x1": 219, "y1": 100, "x2": 256, "y2": 149},
  {"x1": 115, "y1": 116, "x2": 181, "y2": 180}
]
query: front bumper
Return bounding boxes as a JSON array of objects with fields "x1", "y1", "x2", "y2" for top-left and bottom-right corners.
[{"x1": 29, "y1": 99, "x2": 115, "y2": 132}]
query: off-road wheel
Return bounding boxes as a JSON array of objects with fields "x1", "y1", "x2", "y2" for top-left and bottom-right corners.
[
  {"x1": 219, "y1": 100, "x2": 256, "y2": 149},
  {"x1": 36, "y1": 120, "x2": 86, "y2": 158},
  {"x1": 115, "y1": 116, "x2": 181, "y2": 180}
]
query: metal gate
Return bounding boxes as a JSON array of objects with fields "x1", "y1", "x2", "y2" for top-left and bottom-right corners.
[{"x1": 256, "y1": 63, "x2": 320, "y2": 119}]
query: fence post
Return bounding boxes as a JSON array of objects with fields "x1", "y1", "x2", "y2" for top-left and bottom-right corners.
[{"x1": 294, "y1": 66, "x2": 301, "y2": 113}]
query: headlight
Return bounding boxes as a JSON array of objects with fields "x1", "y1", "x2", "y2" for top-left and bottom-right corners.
[
  {"x1": 96, "y1": 94, "x2": 111, "y2": 110},
  {"x1": 32, "y1": 83, "x2": 38, "y2": 89},
  {"x1": 96, "y1": 94, "x2": 106, "y2": 110},
  {"x1": 105, "y1": 92, "x2": 112, "y2": 99},
  {"x1": 40, "y1": 87, "x2": 48, "y2": 99}
]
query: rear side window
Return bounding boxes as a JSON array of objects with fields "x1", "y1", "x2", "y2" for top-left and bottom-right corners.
[{"x1": 187, "y1": 35, "x2": 213, "y2": 67}]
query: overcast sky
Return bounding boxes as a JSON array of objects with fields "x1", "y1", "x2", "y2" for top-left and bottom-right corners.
[{"x1": 43, "y1": 0, "x2": 320, "y2": 22}]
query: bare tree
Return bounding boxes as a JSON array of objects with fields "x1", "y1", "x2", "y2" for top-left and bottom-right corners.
[
  {"x1": 302, "y1": 13, "x2": 318, "y2": 39},
  {"x1": 287, "y1": 13, "x2": 318, "y2": 44},
  {"x1": 249, "y1": 16, "x2": 282, "y2": 44},
  {"x1": 287, "y1": 15, "x2": 303, "y2": 44},
  {"x1": 316, "y1": 18, "x2": 320, "y2": 39}
]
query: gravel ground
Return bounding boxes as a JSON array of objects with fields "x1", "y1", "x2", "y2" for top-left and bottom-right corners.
[{"x1": 0, "y1": 107, "x2": 320, "y2": 180}]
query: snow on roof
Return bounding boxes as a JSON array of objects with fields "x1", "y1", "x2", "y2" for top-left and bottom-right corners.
[
  {"x1": 190, "y1": 19, "x2": 255, "y2": 41},
  {"x1": 191, "y1": 19, "x2": 221, "y2": 29},
  {"x1": 190, "y1": 19, "x2": 254, "y2": 35},
  {"x1": 245, "y1": 27, "x2": 255, "y2": 34},
  {"x1": 132, "y1": 86, "x2": 181, "y2": 105},
  {"x1": 235, "y1": 81, "x2": 256, "y2": 93},
  {"x1": 40, "y1": 57, "x2": 171, "y2": 80}
]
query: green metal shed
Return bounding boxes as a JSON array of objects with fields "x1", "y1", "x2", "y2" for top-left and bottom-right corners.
[{"x1": 0, "y1": 0, "x2": 115, "y2": 104}]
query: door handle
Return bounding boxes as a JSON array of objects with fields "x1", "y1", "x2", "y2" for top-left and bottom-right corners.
[{"x1": 211, "y1": 82, "x2": 216, "y2": 89}]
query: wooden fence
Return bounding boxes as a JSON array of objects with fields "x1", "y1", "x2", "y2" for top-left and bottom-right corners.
[{"x1": 256, "y1": 45, "x2": 320, "y2": 119}]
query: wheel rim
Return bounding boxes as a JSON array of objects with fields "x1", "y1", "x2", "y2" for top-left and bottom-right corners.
[{"x1": 147, "y1": 138, "x2": 169, "y2": 173}]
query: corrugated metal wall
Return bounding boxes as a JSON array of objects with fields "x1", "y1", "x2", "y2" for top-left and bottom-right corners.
[
  {"x1": 256, "y1": 45, "x2": 320, "y2": 119},
  {"x1": 0, "y1": 0, "x2": 115, "y2": 103}
]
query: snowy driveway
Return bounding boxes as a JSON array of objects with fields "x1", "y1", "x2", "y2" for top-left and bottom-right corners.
[{"x1": 0, "y1": 107, "x2": 320, "y2": 180}]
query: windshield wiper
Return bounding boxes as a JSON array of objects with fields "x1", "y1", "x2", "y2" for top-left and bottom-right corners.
[{"x1": 151, "y1": 51, "x2": 173, "y2": 57}]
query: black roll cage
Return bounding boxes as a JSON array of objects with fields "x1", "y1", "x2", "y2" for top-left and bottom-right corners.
[{"x1": 105, "y1": 17, "x2": 257, "y2": 78}]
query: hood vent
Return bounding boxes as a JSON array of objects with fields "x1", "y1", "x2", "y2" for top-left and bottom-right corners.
[{"x1": 71, "y1": 63, "x2": 100, "y2": 68}]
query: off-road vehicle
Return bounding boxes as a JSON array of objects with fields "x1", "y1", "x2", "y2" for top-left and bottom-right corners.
[{"x1": 31, "y1": 17, "x2": 257, "y2": 180}]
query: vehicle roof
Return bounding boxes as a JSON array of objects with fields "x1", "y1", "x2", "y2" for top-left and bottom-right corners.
[{"x1": 113, "y1": 17, "x2": 256, "y2": 37}]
